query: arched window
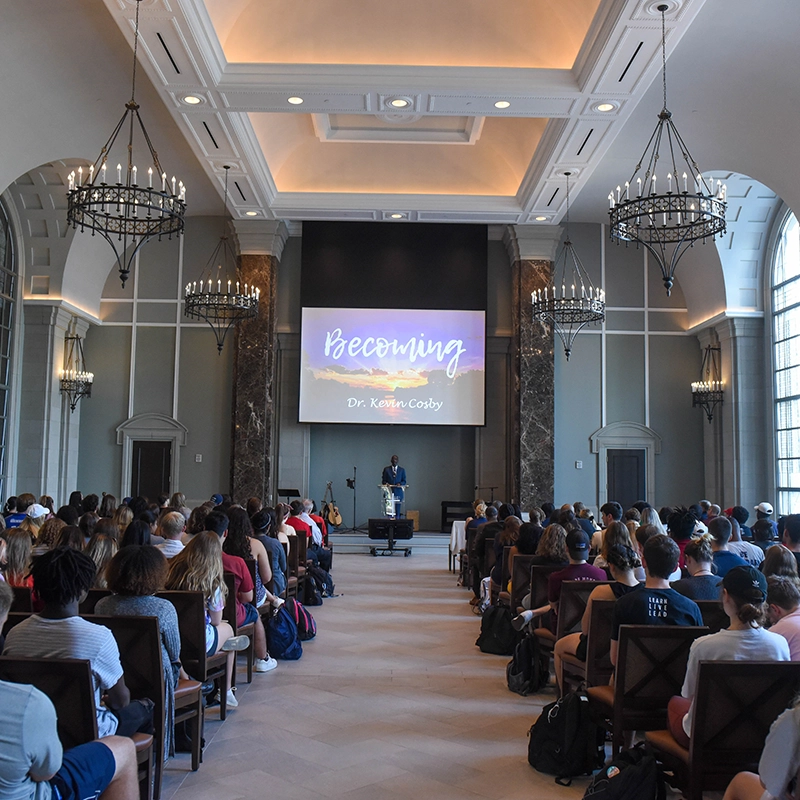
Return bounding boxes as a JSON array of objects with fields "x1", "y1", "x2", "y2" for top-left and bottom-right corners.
[{"x1": 773, "y1": 210, "x2": 800, "y2": 514}]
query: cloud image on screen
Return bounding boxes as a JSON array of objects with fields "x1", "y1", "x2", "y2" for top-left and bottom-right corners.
[{"x1": 299, "y1": 307, "x2": 486, "y2": 425}]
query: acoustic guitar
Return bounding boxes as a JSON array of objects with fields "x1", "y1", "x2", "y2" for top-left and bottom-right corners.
[{"x1": 322, "y1": 481, "x2": 343, "y2": 527}]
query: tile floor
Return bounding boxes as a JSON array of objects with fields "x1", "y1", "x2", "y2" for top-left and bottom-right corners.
[{"x1": 160, "y1": 553, "x2": 698, "y2": 799}]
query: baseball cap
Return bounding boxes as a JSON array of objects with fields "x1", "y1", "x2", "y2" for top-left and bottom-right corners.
[
  {"x1": 723, "y1": 565, "x2": 767, "y2": 603},
  {"x1": 755, "y1": 502, "x2": 774, "y2": 515},
  {"x1": 27, "y1": 503, "x2": 48, "y2": 518},
  {"x1": 210, "y1": 494, "x2": 224, "y2": 505},
  {"x1": 566, "y1": 529, "x2": 590, "y2": 555}
]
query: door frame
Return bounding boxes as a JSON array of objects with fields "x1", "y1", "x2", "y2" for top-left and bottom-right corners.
[
  {"x1": 590, "y1": 421, "x2": 661, "y2": 508},
  {"x1": 116, "y1": 413, "x2": 188, "y2": 499}
]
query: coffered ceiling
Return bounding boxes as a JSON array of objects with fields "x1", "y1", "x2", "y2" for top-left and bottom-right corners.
[{"x1": 99, "y1": 0, "x2": 709, "y2": 226}]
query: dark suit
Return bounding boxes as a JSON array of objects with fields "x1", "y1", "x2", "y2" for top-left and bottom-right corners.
[{"x1": 381, "y1": 465, "x2": 406, "y2": 516}]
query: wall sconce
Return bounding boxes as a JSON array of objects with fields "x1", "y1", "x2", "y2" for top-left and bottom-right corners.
[{"x1": 692, "y1": 344, "x2": 723, "y2": 423}]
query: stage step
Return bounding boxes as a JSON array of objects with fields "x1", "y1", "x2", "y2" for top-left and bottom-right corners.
[{"x1": 328, "y1": 531, "x2": 450, "y2": 556}]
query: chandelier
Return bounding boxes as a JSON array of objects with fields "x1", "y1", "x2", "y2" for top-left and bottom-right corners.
[
  {"x1": 184, "y1": 166, "x2": 259, "y2": 353},
  {"x1": 692, "y1": 344, "x2": 723, "y2": 423},
  {"x1": 60, "y1": 320, "x2": 93, "y2": 413},
  {"x1": 532, "y1": 172, "x2": 605, "y2": 360},
  {"x1": 66, "y1": 0, "x2": 185, "y2": 288},
  {"x1": 608, "y1": 3, "x2": 726, "y2": 296}
]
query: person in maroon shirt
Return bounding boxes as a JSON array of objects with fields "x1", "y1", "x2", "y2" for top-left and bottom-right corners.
[
  {"x1": 513, "y1": 529, "x2": 606, "y2": 631},
  {"x1": 205, "y1": 511, "x2": 277, "y2": 673}
]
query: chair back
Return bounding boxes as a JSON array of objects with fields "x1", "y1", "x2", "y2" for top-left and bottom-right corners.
[
  {"x1": 1, "y1": 611, "x2": 30, "y2": 637},
  {"x1": 509, "y1": 554, "x2": 537, "y2": 612},
  {"x1": 287, "y1": 534, "x2": 299, "y2": 576},
  {"x1": 688, "y1": 661, "x2": 800, "y2": 792},
  {"x1": 584, "y1": 599, "x2": 616, "y2": 687},
  {"x1": 89, "y1": 615, "x2": 166, "y2": 770},
  {"x1": 297, "y1": 533, "x2": 308, "y2": 566},
  {"x1": 223, "y1": 572, "x2": 239, "y2": 629},
  {"x1": 695, "y1": 600, "x2": 728, "y2": 633},
  {"x1": 10, "y1": 586, "x2": 32, "y2": 612},
  {"x1": 0, "y1": 656, "x2": 98, "y2": 748},
  {"x1": 556, "y1": 580, "x2": 611, "y2": 638},
  {"x1": 482, "y1": 538, "x2": 495, "y2": 579},
  {"x1": 499, "y1": 546, "x2": 512, "y2": 591},
  {"x1": 615, "y1": 624, "x2": 709, "y2": 717},
  {"x1": 466, "y1": 526, "x2": 478, "y2": 558},
  {"x1": 79, "y1": 588, "x2": 112, "y2": 615},
  {"x1": 530, "y1": 563, "x2": 565, "y2": 611},
  {"x1": 157, "y1": 590, "x2": 209, "y2": 680}
]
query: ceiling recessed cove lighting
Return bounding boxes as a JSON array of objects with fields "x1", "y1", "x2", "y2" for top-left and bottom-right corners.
[
  {"x1": 494, "y1": 100, "x2": 511, "y2": 109},
  {"x1": 245, "y1": 211, "x2": 258, "y2": 217},
  {"x1": 182, "y1": 95, "x2": 203, "y2": 105},
  {"x1": 287, "y1": 96, "x2": 304, "y2": 105}
]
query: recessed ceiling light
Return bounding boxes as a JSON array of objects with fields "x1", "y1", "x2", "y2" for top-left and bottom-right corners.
[
  {"x1": 390, "y1": 213, "x2": 405, "y2": 219},
  {"x1": 535, "y1": 216, "x2": 548, "y2": 221},
  {"x1": 494, "y1": 100, "x2": 511, "y2": 109},
  {"x1": 390, "y1": 99, "x2": 409, "y2": 108},
  {"x1": 287, "y1": 96, "x2": 304, "y2": 105},
  {"x1": 596, "y1": 103, "x2": 615, "y2": 112},
  {"x1": 245, "y1": 211, "x2": 258, "y2": 216},
  {"x1": 182, "y1": 95, "x2": 202, "y2": 105}
]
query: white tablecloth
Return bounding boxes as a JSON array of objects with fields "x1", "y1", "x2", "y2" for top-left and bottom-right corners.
[{"x1": 450, "y1": 520, "x2": 466, "y2": 554}]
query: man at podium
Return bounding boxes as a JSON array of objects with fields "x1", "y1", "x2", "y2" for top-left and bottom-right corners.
[{"x1": 381, "y1": 454, "x2": 406, "y2": 518}]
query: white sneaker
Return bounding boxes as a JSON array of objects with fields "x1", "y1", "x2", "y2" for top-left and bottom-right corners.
[
  {"x1": 255, "y1": 656, "x2": 278, "y2": 673},
  {"x1": 225, "y1": 689, "x2": 238, "y2": 708}
]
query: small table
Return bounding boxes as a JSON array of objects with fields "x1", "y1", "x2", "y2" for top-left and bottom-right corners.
[{"x1": 449, "y1": 520, "x2": 466, "y2": 571}]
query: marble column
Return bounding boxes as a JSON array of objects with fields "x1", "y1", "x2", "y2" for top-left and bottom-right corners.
[
  {"x1": 504, "y1": 226, "x2": 562, "y2": 508},
  {"x1": 231, "y1": 220, "x2": 288, "y2": 503}
]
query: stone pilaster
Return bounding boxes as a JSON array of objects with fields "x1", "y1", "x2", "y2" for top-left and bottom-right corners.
[
  {"x1": 505, "y1": 226, "x2": 561, "y2": 508},
  {"x1": 230, "y1": 221, "x2": 288, "y2": 503}
]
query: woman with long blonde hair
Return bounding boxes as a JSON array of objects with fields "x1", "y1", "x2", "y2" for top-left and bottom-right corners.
[
  {"x1": 84, "y1": 532, "x2": 118, "y2": 588},
  {"x1": 111, "y1": 505, "x2": 133, "y2": 540},
  {"x1": 2, "y1": 529, "x2": 33, "y2": 587},
  {"x1": 166, "y1": 532, "x2": 249, "y2": 708}
]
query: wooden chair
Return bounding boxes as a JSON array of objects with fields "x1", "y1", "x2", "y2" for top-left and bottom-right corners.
[
  {"x1": 0, "y1": 655, "x2": 155, "y2": 800},
  {"x1": 1, "y1": 610, "x2": 30, "y2": 637},
  {"x1": 9, "y1": 585, "x2": 32, "y2": 612},
  {"x1": 284, "y1": 535, "x2": 299, "y2": 599},
  {"x1": 79, "y1": 588, "x2": 112, "y2": 615},
  {"x1": 694, "y1": 599, "x2": 728, "y2": 633},
  {"x1": 528, "y1": 564, "x2": 564, "y2": 628},
  {"x1": 493, "y1": 546, "x2": 512, "y2": 606},
  {"x1": 506, "y1": 554, "x2": 537, "y2": 613},
  {"x1": 157, "y1": 590, "x2": 231, "y2": 720},
  {"x1": 560, "y1": 598, "x2": 616, "y2": 696},
  {"x1": 482, "y1": 537, "x2": 496, "y2": 586},
  {"x1": 587, "y1": 623, "x2": 708, "y2": 755},
  {"x1": 646, "y1": 661, "x2": 800, "y2": 800},
  {"x1": 223, "y1": 572, "x2": 256, "y2": 684},
  {"x1": 533, "y1": 580, "x2": 609, "y2": 653}
]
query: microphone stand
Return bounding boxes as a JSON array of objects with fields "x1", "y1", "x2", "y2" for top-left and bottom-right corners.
[{"x1": 344, "y1": 466, "x2": 365, "y2": 533}]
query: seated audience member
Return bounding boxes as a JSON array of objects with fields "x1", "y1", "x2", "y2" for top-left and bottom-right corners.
[
  {"x1": 728, "y1": 505, "x2": 753, "y2": 540},
  {"x1": 155, "y1": 511, "x2": 186, "y2": 559},
  {"x1": 31, "y1": 516, "x2": 66, "y2": 556},
  {"x1": 120, "y1": 519, "x2": 151, "y2": 548},
  {"x1": 491, "y1": 515, "x2": 521, "y2": 588},
  {"x1": 671, "y1": 534, "x2": 722, "y2": 600},
  {"x1": 245, "y1": 496, "x2": 263, "y2": 518},
  {"x1": 755, "y1": 502, "x2": 779, "y2": 539},
  {"x1": 168, "y1": 492, "x2": 191, "y2": 521},
  {"x1": 251, "y1": 509, "x2": 287, "y2": 597},
  {"x1": 781, "y1": 514, "x2": 800, "y2": 572},
  {"x1": 2, "y1": 529, "x2": 33, "y2": 587},
  {"x1": 659, "y1": 506, "x2": 674, "y2": 526},
  {"x1": 667, "y1": 566, "x2": 790, "y2": 748},
  {"x1": 689, "y1": 503, "x2": 709, "y2": 535},
  {"x1": 594, "y1": 520, "x2": 645, "y2": 581},
  {"x1": 183, "y1": 503, "x2": 212, "y2": 544},
  {"x1": 299, "y1": 499, "x2": 333, "y2": 571},
  {"x1": 707, "y1": 504, "x2": 721, "y2": 521},
  {"x1": 723, "y1": 695, "x2": 800, "y2": 800},
  {"x1": 94, "y1": 517, "x2": 121, "y2": 543},
  {"x1": 464, "y1": 501, "x2": 487, "y2": 537},
  {"x1": 709, "y1": 515, "x2": 748, "y2": 578},
  {"x1": 591, "y1": 501, "x2": 623, "y2": 553},
  {"x1": 515, "y1": 529, "x2": 606, "y2": 631},
  {"x1": 166, "y1": 532, "x2": 250, "y2": 708},
  {"x1": 471, "y1": 505, "x2": 501, "y2": 602},
  {"x1": 111, "y1": 504, "x2": 133, "y2": 540},
  {"x1": 553, "y1": 543, "x2": 641, "y2": 691},
  {"x1": 84, "y1": 532, "x2": 118, "y2": 588},
  {"x1": 3, "y1": 495, "x2": 17, "y2": 518},
  {"x1": 0, "y1": 579, "x2": 139, "y2": 800},
  {"x1": 56, "y1": 504, "x2": 80, "y2": 527},
  {"x1": 207, "y1": 511, "x2": 276, "y2": 675},
  {"x1": 610, "y1": 534, "x2": 703, "y2": 666},
  {"x1": 624, "y1": 507, "x2": 641, "y2": 524},
  {"x1": 2, "y1": 547, "x2": 151, "y2": 737},
  {"x1": 97, "y1": 546, "x2": 187, "y2": 756},
  {"x1": 699, "y1": 500, "x2": 711, "y2": 521},
  {"x1": 515, "y1": 521, "x2": 543, "y2": 557},
  {"x1": 274, "y1": 503, "x2": 294, "y2": 547},
  {"x1": 635, "y1": 524, "x2": 682, "y2": 581},
  {"x1": 5, "y1": 493, "x2": 34, "y2": 528},
  {"x1": 55, "y1": 525, "x2": 84, "y2": 551},
  {"x1": 573, "y1": 502, "x2": 597, "y2": 537},
  {"x1": 18, "y1": 503, "x2": 48, "y2": 541},
  {"x1": 135, "y1": 510, "x2": 165, "y2": 546},
  {"x1": 557, "y1": 507, "x2": 582, "y2": 535},
  {"x1": 752, "y1": 519, "x2": 777, "y2": 554},
  {"x1": 77, "y1": 512, "x2": 97, "y2": 543},
  {"x1": 98, "y1": 492, "x2": 117, "y2": 519},
  {"x1": 540, "y1": 502, "x2": 556, "y2": 525},
  {"x1": 766, "y1": 575, "x2": 800, "y2": 660},
  {"x1": 529, "y1": 523, "x2": 570, "y2": 567},
  {"x1": 727, "y1": 516, "x2": 766, "y2": 566},
  {"x1": 762, "y1": 544, "x2": 800, "y2": 579},
  {"x1": 667, "y1": 507, "x2": 697, "y2": 568},
  {"x1": 81, "y1": 494, "x2": 100, "y2": 519},
  {"x1": 640, "y1": 506, "x2": 667, "y2": 535}
]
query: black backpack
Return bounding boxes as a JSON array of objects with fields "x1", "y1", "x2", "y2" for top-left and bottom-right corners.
[
  {"x1": 583, "y1": 743, "x2": 666, "y2": 800},
  {"x1": 506, "y1": 634, "x2": 550, "y2": 696},
  {"x1": 475, "y1": 606, "x2": 520, "y2": 655},
  {"x1": 308, "y1": 564, "x2": 335, "y2": 597},
  {"x1": 528, "y1": 692, "x2": 604, "y2": 785}
]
